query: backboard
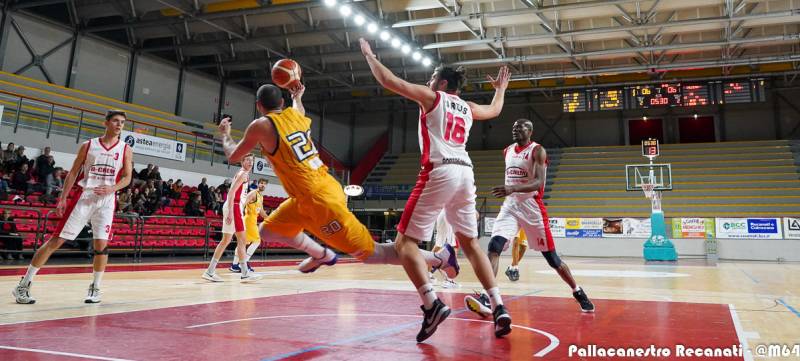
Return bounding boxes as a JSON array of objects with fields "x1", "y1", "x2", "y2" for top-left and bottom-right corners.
[{"x1": 625, "y1": 164, "x2": 673, "y2": 191}]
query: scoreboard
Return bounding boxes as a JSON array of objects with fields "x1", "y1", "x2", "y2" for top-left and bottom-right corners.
[{"x1": 562, "y1": 78, "x2": 765, "y2": 113}]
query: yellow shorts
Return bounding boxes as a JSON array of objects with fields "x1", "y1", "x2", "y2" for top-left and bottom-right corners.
[
  {"x1": 244, "y1": 217, "x2": 260, "y2": 244},
  {"x1": 262, "y1": 179, "x2": 375, "y2": 260},
  {"x1": 514, "y1": 230, "x2": 529, "y2": 248}
]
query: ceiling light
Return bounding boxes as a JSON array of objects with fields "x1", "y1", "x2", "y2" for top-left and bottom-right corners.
[
  {"x1": 391, "y1": 38, "x2": 401, "y2": 48},
  {"x1": 367, "y1": 22, "x2": 378, "y2": 33},
  {"x1": 401, "y1": 44, "x2": 411, "y2": 54},
  {"x1": 339, "y1": 5, "x2": 351, "y2": 17},
  {"x1": 354, "y1": 14, "x2": 365, "y2": 26},
  {"x1": 422, "y1": 57, "x2": 432, "y2": 66},
  {"x1": 412, "y1": 51, "x2": 422, "y2": 61},
  {"x1": 323, "y1": 0, "x2": 336, "y2": 7},
  {"x1": 379, "y1": 30, "x2": 391, "y2": 41}
]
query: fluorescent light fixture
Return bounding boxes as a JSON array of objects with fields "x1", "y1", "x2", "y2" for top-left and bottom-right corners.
[
  {"x1": 367, "y1": 22, "x2": 378, "y2": 33},
  {"x1": 354, "y1": 14, "x2": 365, "y2": 26},
  {"x1": 391, "y1": 38, "x2": 401, "y2": 48},
  {"x1": 323, "y1": 0, "x2": 336, "y2": 7},
  {"x1": 339, "y1": 5, "x2": 351, "y2": 17},
  {"x1": 401, "y1": 44, "x2": 411, "y2": 54},
  {"x1": 379, "y1": 30, "x2": 391, "y2": 41},
  {"x1": 422, "y1": 57, "x2": 432, "y2": 66},
  {"x1": 412, "y1": 51, "x2": 422, "y2": 61}
]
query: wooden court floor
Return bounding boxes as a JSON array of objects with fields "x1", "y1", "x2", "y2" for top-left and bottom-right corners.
[{"x1": 0, "y1": 255, "x2": 798, "y2": 360}]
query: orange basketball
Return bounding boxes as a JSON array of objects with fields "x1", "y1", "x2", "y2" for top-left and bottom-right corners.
[{"x1": 271, "y1": 59, "x2": 302, "y2": 89}]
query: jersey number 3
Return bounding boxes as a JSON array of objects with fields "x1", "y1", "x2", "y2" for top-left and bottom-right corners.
[
  {"x1": 287, "y1": 131, "x2": 318, "y2": 161},
  {"x1": 444, "y1": 112, "x2": 466, "y2": 145}
]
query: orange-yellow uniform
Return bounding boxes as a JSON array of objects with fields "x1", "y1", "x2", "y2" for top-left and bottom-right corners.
[
  {"x1": 261, "y1": 107, "x2": 375, "y2": 260},
  {"x1": 514, "y1": 229, "x2": 529, "y2": 248},
  {"x1": 244, "y1": 191, "x2": 263, "y2": 244}
]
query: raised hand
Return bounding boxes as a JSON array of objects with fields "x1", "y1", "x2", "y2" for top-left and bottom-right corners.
[
  {"x1": 359, "y1": 38, "x2": 376, "y2": 58},
  {"x1": 486, "y1": 66, "x2": 511, "y2": 91}
]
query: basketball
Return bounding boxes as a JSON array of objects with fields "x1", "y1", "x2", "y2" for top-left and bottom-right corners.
[{"x1": 271, "y1": 59, "x2": 302, "y2": 89}]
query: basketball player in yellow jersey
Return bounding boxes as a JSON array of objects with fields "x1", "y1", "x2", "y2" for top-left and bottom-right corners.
[
  {"x1": 230, "y1": 178, "x2": 270, "y2": 273},
  {"x1": 505, "y1": 229, "x2": 528, "y2": 282},
  {"x1": 217, "y1": 84, "x2": 459, "y2": 290}
]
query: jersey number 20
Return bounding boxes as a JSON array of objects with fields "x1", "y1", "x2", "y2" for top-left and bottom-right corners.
[
  {"x1": 287, "y1": 131, "x2": 318, "y2": 161},
  {"x1": 444, "y1": 112, "x2": 466, "y2": 145}
]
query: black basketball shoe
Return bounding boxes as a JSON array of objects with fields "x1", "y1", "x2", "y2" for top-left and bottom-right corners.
[
  {"x1": 493, "y1": 304, "x2": 512, "y2": 337},
  {"x1": 573, "y1": 287, "x2": 595, "y2": 313},
  {"x1": 416, "y1": 298, "x2": 451, "y2": 343}
]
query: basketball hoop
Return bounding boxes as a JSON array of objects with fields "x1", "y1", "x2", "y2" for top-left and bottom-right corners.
[{"x1": 642, "y1": 183, "x2": 657, "y2": 200}]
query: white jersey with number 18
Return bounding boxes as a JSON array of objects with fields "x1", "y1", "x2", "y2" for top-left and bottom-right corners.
[{"x1": 418, "y1": 91, "x2": 474, "y2": 167}]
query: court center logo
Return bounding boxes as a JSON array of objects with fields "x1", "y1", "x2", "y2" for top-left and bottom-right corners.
[{"x1": 124, "y1": 135, "x2": 136, "y2": 148}]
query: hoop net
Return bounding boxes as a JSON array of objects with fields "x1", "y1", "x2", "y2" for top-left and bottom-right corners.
[{"x1": 642, "y1": 183, "x2": 660, "y2": 201}]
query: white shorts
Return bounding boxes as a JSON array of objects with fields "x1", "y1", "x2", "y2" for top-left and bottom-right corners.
[
  {"x1": 221, "y1": 202, "x2": 245, "y2": 235},
  {"x1": 491, "y1": 196, "x2": 555, "y2": 252},
  {"x1": 57, "y1": 191, "x2": 115, "y2": 241},
  {"x1": 434, "y1": 220, "x2": 457, "y2": 248},
  {"x1": 398, "y1": 164, "x2": 477, "y2": 242}
]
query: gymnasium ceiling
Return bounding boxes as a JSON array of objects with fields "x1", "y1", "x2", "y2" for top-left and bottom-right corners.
[{"x1": 13, "y1": 0, "x2": 800, "y2": 96}]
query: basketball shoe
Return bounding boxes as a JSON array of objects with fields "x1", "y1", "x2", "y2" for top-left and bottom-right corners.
[
  {"x1": 573, "y1": 287, "x2": 595, "y2": 312},
  {"x1": 84, "y1": 283, "x2": 101, "y2": 303},
  {"x1": 12, "y1": 279, "x2": 35, "y2": 304},
  {"x1": 416, "y1": 298, "x2": 451, "y2": 343},
  {"x1": 464, "y1": 291, "x2": 492, "y2": 318},
  {"x1": 298, "y1": 248, "x2": 338, "y2": 273}
]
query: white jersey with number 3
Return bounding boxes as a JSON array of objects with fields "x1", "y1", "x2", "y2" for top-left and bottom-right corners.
[
  {"x1": 419, "y1": 91, "x2": 473, "y2": 166},
  {"x1": 78, "y1": 137, "x2": 127, "y2": 190}
]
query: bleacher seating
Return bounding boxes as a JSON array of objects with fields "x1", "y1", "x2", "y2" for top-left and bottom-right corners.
[{"x1": 365, "y1": 140, "x2": 800, "y2": 218}]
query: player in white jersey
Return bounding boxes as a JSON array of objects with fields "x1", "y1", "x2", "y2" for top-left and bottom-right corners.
[
  {"x1": 12, "y1": 110, "x2": 133, "y2": 304},
  {"x1": 361, "y1": 38, "x2": 513, "y2": 341},
  {"x1": 202, "y1": 154, "x2": 262, "y2": 282},
  {"x1": 464, "y1": 119, "x2": 595, "y2": 315}
]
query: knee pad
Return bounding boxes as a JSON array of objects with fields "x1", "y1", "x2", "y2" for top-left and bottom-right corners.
[
  {"x1": 488, "y1": 236, "x2": 508, "y2": 255},
  {"x1": 541, "y1": 251, "x2": 562, "y2": 269},
  {"x1": 93, "y1": 247, "x2": 109, "y2": 255}
]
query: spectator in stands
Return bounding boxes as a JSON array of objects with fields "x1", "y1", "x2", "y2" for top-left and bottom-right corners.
[
  {"x1": 0, "y1": 176, "x2": 8, "y2": 200},
  {"x1": 35, "y1": 147, "x2": 54, "y2": 181},
  {"x1": 138, "y1": 164, "x2": 154, "y2": 180},
  {"x1": 163, "y1": 179, "x2": 173, "y2": 197},
  {"x1": 184, "y1": 192, "x2": 203, "y2": 217},
  {"x1": 117, "y1": 188, "x2": 133, "y2": 213},
  {"x1": 218, "y1": 179, "x2": 231, "y2": 196},
  {"x1": 3, "y1": 143, "x2": 18, "y2": 173},
  {"x1": 42, "y1": 167, "x2": 64, "y2": 204},
  {"x1": 0, "y1": 209, "x2": 24, "y2": 260},
  {"x1": 171, "y1": 179, "x2": 184, "y2": 199},
  {"x1": 10, "y1": 163, "x2": 32, "y2": 196},
  {"x1": 131, "y1": 188, "x2": 147, "y2": 215},
  {"x1": 198, "y1": 178, "x2": 210, "y2": 205},
  {"x1": 13, "y1": 146, "x2": 30, "y2": 172},
  {"x1": 150, "y1": 166, "x2": 162, "y2": 181},
  {"x1": 210, "y1": 186, "x2": 223, "y2": 214}
]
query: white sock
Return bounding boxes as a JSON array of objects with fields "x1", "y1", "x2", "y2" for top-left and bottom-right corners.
[
  {"x1": 232, "y1": 253, "x2": 239, "y2": 265},
  {"x1": 295, "y1": 234, "x2": 327, "y2": 259},
  {"x1": 22, "y1": 265, "x2": 39, "y2": 285},
  {"x1": 245, "y1": 242, "x2": 260, "y2": 263},
  {"x1": 92, "y1": 271, "x2": 104, "y2": 288},
  {"x1": 487, "y1": 287, "x2": 503, "y2": 309},
  {"x1": 573, "y1": 286, "x2": 581, "y2": 292},
  {"x1": 207, "y1": 259, "x2": 219, "y2": 274},
  {"x1": 418, "y1": 283, "x2": 437, "y2": 309},
  {"x1": 241, "y1": 261, "x2": 249, "y2": 277}
]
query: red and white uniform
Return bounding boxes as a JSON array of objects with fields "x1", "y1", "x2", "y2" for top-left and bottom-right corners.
[
  {"x1": 433, "y1": 210, "x2": 457, "y2": 248},
  {"x1": 57, "y1": 137, "x2": 127, "y2": 241},
  {"x1": 398, "y1": 91, "x2": 478, "y2": 241},
  {"x1": 222, "y1": 173, "x2": 248, "y2": 234},
  {"x1": 491, "y1": 141, "x2": 555, "y2": 252}
]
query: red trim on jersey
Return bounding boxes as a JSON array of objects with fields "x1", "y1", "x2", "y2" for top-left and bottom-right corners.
[
  {"x1": 98, "y1": 136, "x2": 121, "y2": 151},
  {"x1": 419, "y1": 94, "x2": 438, "y2": 167},
  {"x1": 396, "y1": 163, "x2": 433, "y2": 235},
  {"x1": 115, "y1": 144, "x2": 128, "y2": 184},
  {"x1": 535, "y1": 195, "x2": 555, "y2": 251},
  {"x1": 233, "y1": 205, "x2": 245, "y2": 232},
  {"x1": 231, "y1": 182, "x2": 245, "y2": 205},
  {"x1": 514, "y1": 141, "x2": 533, "y2": 154},
  {"x1": 53, "y1": 188, "x2": 83, "y2": 238},
  {"x1": 423, "y1": 91, "x2": 442, "y2": 116}
]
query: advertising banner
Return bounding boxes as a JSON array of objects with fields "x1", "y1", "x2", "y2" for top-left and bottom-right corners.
[
  {"x1": 549, "y1": 218, "x2": 566, "y2": 238},
  {"x1": 565, "y1": 218, "x2": 603, "y2": 238},
  {"x1": 253, "y1": 157, "x2": 276, "y2": 177},
  {"x1": 783, "y1": 218, "x2": 800, "y2": 240},
  {"x1": 716, "y1": 218, "x2": 783, "y2": 239},
  {"x1": 122, "y1": 130, "x2": 186, "y2": 161},
  {"x1": 671, "y1": 218, "x2": 715, "y2": 238},
  {"x1": 603, "y1": 218, "x2": 651, "y2": 238}
]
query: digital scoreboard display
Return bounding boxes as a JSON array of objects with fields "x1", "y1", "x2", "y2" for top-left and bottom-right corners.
[
  {"x1": 560, "y1": 78, "x2": 765, "y2": 112},
  {"x1": 723, "y1": 81, "x2": 751, "y2": 103},
  {"x1": 682, "y1": 84, "x2": 711, "y2": 107},
  {"x1": 642, "y1": 138, "x2": 660, "y2": 158},
  {"x1": 629, "y1": 83, "x2": 682, "y2": 108},
  {"x1": 562, "y1": 91, "x2": 587, "y2": 112}
]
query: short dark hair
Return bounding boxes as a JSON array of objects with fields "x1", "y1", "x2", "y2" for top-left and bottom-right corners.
[
  {"x1": 106, "y1": 109, "x2": 127, "y2": 121},
  {"x1": 257, "y1": 84, "x2": 283, "y2": 110},
  {"x1": 516, "y1": 118, "x2": 534, "y2": 131},
  {"x1": 434, "y1": 65, "x2": 467, "y2": 92},
  {"x1": 258, "y1": 178, "x2": 268, "y2": 184}
]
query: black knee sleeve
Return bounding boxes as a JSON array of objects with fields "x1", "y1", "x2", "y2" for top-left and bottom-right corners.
[
  {"x1": 488, "y1": 236, "x2": 508, "y2": 255},
  {"x1": 542, "y1": 251, "x2": 562, "y2": 269},
  {"x1": 93, "y1": 247, "x2": 109, "y2": 255}
]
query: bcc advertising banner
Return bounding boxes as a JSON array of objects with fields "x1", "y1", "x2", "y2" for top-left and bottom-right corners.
[{"x1": 715, "y1": 218, "x2": 783, "y2": 239}]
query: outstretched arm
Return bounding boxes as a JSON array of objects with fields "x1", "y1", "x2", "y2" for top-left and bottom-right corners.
[
  {"x1": 219, "y1": 118, "x2": 273, "y2": 163},
  {"x1": 492, "y1": 146, "x2": 546, "y2": 197},
  {"x1": 468, "y1": 66, "x2": 511, "y2": 121},
  {"x1": 290, "y1": 84, "x2": 306, "y2": 116},
  {"x1": 360, "y1": 38, "x2": 438, "y2": 112}
]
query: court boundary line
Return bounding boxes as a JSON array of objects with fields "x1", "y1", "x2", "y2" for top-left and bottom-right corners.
[
  {"x1": 777, "y1": 299, "x2": 800, "y2": 318},
  {"x1": 0, "y1": 345, "x2": 135, "y2": 361},
  {"x1": 729, "y1": 304, "x2": 755, "y2": 361}
]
